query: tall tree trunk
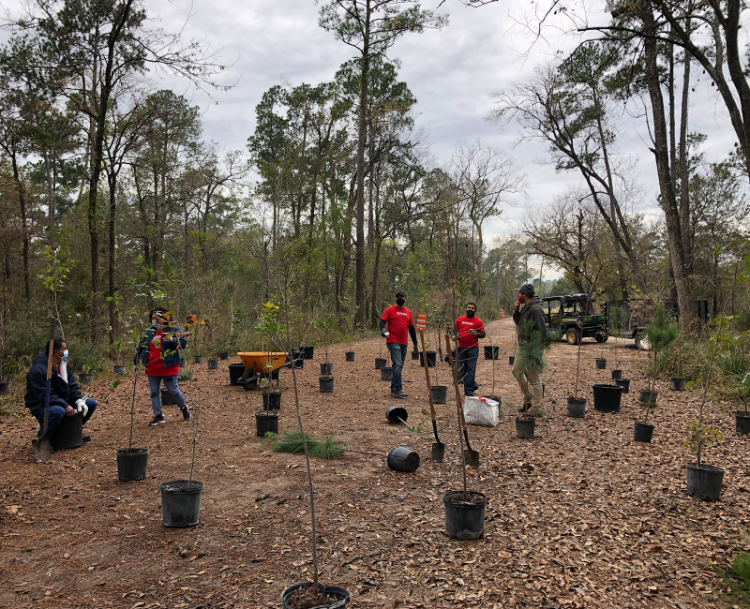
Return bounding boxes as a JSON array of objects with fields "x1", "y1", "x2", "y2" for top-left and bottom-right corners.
[
  {"x1": 108, "y1": 174, "x2": 117, "y2": 345},
  {"x1": 9, "y1": 142, "x2": 30, "y2": 301},
  {"x1": 679, "y1": 30, "x2": 692, "y2": 273},
  {"x1": 641, "y1": 1, "x2": 696, "y2": 331},
  {"x1": 354, "y1": 1, "x2": 371, "y2": 328}
]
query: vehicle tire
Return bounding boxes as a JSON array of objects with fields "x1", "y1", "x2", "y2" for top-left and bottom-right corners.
[{"x1": 565, "y1": 327, "x2": 581, "y2": 345}]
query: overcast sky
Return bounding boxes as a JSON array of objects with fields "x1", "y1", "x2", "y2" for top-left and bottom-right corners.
[{"x1": 4, "y1": 0, "x2": 742, "y2": 248}]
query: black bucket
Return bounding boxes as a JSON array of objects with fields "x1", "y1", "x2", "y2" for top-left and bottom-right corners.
[
  {"x1": 380, "y1": 367, "x2": 392, "y2": 381},
  {"x1": 595, "y1": 358, "x2": 607, "y2": 369},
  {"x1": 51, "y1": 412, "x2": 83, "y2": 450},
  {"x1": 160, "y1": 480, "x2": 203, "y2": 528},
  {"x1": 113, "y1": 365, "x2": 126, "y2": 376},
  {"x1": 345, "y1": 352, "x2": 355, "y2": 362},
  {"x1": 207, "y1": 358, "x2": 219, "y2": 370},
  {"x1": 509, "y1": 355, "x2": 515, "y2": 366},
  {"x1": 319, "y1": 376, "x2": 334, "y2": 393},
  {"x1": 615, "y1": 378, "x2": 631, "y2": 393},
  {"x1": 431, "y1": 385, "x2": 447, "y2": 404},
  {"x1": 194, "y1": 355, "x2": 203, "y2": 364},
  {"x1": 78, "y1": 373, "x2": 94, "y2": 385},
  {"x1": 686, "y1": 463, "x2": 724, "y2": 501},
  {"x1": 419, "y1": 351, "x2": 436, "y2": 367},
  {"x1": 592, "y1": 384, "x2": 623, "y2": 413},
  {"x1": 634, "y1": 422, "x2": 654, "y2": 443},
  {"x1": 302, "y1": 346, "x2": 315, "y2": 360},
  {"x1": 411, "y1": 350, "x2": 420, "y2": 360},
  {"x1": 515, "y1": 417, "x2": 535, "y2": 439},
  {"x1": 444, "y1": 349, "x2": 457, "y2": 363},
  {"x1": 281, "y1": 583, "x2": 351, "y2": 609},
  {"x1": 291, "y1": 351, "x2": 304, "y2": 369},
  {"x1": 670, "y1": 377, "x2": 686, "y2": 391},
  {"x1": 611, "y1": 369, "x2": 622, "y2": 380},
  {"x1": 567, "y1": 397, "x2": 587, "y2": 418},
  {"x1": 262, "y1": 391, "x2": 281, "y2": 410},
  {"x1": 320, "y1": 362, "x2": 333, "y2": 376},
  {"x1": 375, "y1": 357, "x2": 387, "y2": 370},
  {"x1": 219, "y1": 351, "x2": 229, "y2": 360},
  {"x1": 117, "y1": 448, "x2": 148, "y2": 482},
  {"x1": 255, "y1": 411, "x2": 279, "y2": 437},
  {"x1": 484, "y1": 346, "x2": 500, "y2": 360},
  {"x1": 386, "y1": 406, "x2": 408, "y2": 424},
  {"x1": 639, "y1": 389, "x2": 658, "y2": 405},
  {"x1": 387, "y1": 446, "x2": 420, "y2": 472},
  {"x1": 161, "y1": 388, "x2": 176, "y2": 406},
  {"x1": 443, "y1": 490, "x2": 487, "y2": 540},
  {"x1": 736, "y1": 412, "x2": 750, "y2": 435}
]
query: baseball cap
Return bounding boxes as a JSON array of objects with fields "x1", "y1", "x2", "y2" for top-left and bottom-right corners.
[
  {"x1": 395, "y1": 290, "x2": 406, "y2": 298},
  {"x1": 518, "y1": 283, "x2": 535, "y2": 296}
]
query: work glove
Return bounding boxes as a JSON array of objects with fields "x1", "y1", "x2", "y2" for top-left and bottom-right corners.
[
  {"x1": 381, "y1": 330, "x2": 390, "y2": 338},
  {"x1": 75, "y1": 399, "x2": 88, "y2": 418}
]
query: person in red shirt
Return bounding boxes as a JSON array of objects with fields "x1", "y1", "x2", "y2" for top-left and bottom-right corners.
[
  {"x1": 134, "y1": 308, "x2": 191, "y2": 426},
  {"x1": 453, "y1": 302, "x2": 486, "y2": 397},
  {"x1": 379, "y1": 290, "x2": 419, "y2": 399}
]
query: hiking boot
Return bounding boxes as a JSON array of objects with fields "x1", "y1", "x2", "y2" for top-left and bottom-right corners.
[
  {"x1": 149, "y1": 414, "x2": 166, "y2": 426},
  {"x1": 392, "y1": 390, "x2": 409, "y2": 399},
  {"x1": 180, "y1": 406, "x2": 191, "y2": 421}
]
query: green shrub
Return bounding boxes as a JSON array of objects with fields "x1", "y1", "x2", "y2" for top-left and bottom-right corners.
[{"x1": 714, "y1": 552, "x2": 750, "y2": 606}]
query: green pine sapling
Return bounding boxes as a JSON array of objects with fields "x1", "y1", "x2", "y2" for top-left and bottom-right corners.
[{"x1": 641, "y1": 305, "x2": 680, "y2": 425}]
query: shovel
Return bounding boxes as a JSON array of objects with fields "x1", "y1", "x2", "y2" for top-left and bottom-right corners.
[
  {"x1": 444, "y1": 328, "x2": 479, "y2": 469},
  {"x1": 419, "y1": 329, "x2": 444, "y2": 462},
  {"x1": 32, "y1": 318, "x2": 57, "y2": 463}
]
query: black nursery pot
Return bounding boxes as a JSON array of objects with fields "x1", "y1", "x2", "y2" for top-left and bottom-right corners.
[
  {"x1": 291, "y1": 351, "x2": 304, "y2": 369},
  {"x1": 161, "y1": 388, "x2": 176, "y2": 406},
  {"x1": 117, "y1": 448, "x2": 149, "y2": 482},
  {"x1": 78, "y1": 372, "x2": 94, "y2": 385},
  {"x1": 567, "y1": 397, "x2": 587, "y2": 418},
  {"x1": 280, "y1": 583, "x2": 351, "y2": 609},
  {"x1": 611, "y1": 369, "x2": 622, "y2": 380},
  {"x1": 207, "y1": 358, "x2": 219, "y2": 370},
  {"x1": 113, "y1": 365, "x2": 126, "y2": 376},
  {"x1": 194, "y1": 355, "x2": 203, "y2": 364},
  {"x1": 319, "y1": 375, "x2": 334, "y2": 393},
  {"x1": 255, "y1": 411, "x2": 279, "y2": 437},
  {"x1": 51, "y1": 412, "x2": 83, "y2": 451},
  {"x1": 219, "y1": 351, "x2": 229, "y2": 360},
  {"x1": 320, "y1": 362, "x2": 333, "y2": 376},
  {"x1": 670, "y1": 377, "x2": 687, "y2": 391},
  {"x1": 592, "y1": 384, "x2": 624, "y2": 412},
  {"x1": 228, "y1": 363, "x2": 245, "y2": 386},
  {"x1": 639, "y1": 389, "x2": 658, "y2": 405},
  {"x1": 380, "y1": 367, "x2": 392, "y2": 381},
  {"x1": 345, "y1": 351, "x2": 355, "y2": 362},
  {"x1": 431, "y1": 385, "x2": 448, "y2": 404},
  {"x1": 411, "y1": 349, "x2": 420, "y2": 361},
  {"x1": 374, "y1": 357, "x2": 387, "y2": 370},
  {"x1": 509, "y1": 355, "x2": 515, "y2": 366},
  {"x1": 444, "y1": 349, "x2": 457, "y2": 363},
  {"x1": 160, "y1": 480, "x2": 203, "y2": 528},
  {"x1": 595, "y1": 358, "x2": 607, "y2": 369},
  {"x1": 633, "y1": 422, "x2": 654, "y2": 443},
  {"x1": 484, "y1": 346, "x2": 500, "y2": 360},
  {"x1": 735, "y1": 411, "x2": 750, "y2": 435},
  {"x1": 615, "y1": 378, "x2": 631, "y2": 393},
  {"x1": 385, "y1": 406, "x2": 408, "y2": 424},
  {"x1": 302, "y1": 346, "x2": 315, "y2": 360},
  {"x1": 262, "y1": 391, "x2": 281, "y2": 410},
  {"x1": 686, "y1": 463, "x2": 724, "y2": 501},
  {"x1": 443, "y1": 490, "x2": 487, "y2": 540},
  {"x1": 515, "y1": 417, "x2": 535, "y2": 439},
  {"x1": 419, "y1": 351, "x2": 437, "y2": 367},
  {"x1": 387, "y1": 446, "x2": 420, "y2": 472}
]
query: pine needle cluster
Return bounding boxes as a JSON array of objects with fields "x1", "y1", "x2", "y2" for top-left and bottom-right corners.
[{"x1": 265, "y1": 429, "x2": 346, "y2": 459}]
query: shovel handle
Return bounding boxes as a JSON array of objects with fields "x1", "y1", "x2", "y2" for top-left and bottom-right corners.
[{"x1": 419, "y1": 331, "x2": 439, "y2": 425}]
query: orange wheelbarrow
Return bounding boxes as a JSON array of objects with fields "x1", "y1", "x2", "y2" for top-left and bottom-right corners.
[{"x1": 236, "y1": 352, "x2": 288, "y2": 389}]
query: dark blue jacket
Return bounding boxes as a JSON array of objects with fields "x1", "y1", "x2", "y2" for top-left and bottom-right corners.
[
  {"x1": 134, "y1": 326, "x2": 187, "y2": 369},
  {"x1": 24, "y1": 354, "x2": 83, "y2": 412}
]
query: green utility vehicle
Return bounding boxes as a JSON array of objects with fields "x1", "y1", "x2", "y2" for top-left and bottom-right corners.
[{"x1": 540, "y1": 294, "x2": 608, "y2": 345}]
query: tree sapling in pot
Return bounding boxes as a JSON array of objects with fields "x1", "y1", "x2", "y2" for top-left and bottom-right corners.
[
  {"x1": 255, "y1": 302, "x2": 282, "y2": 425},
  {"x1": 736, "y1": 372, "x2": 750, "y2": 435},
  {"x1": 608, "y1": 305, "x2": 626, "y2": 381},
  {"x1": 315, "y1": 313, "x2": 336, "y2": 391},
  {"x1": 117, "y1": 322, "x2": 149, "y2": 482},
  {"x1": 567, "y1": 316, "x2": 588, "y2": 417},
  {"x1": 670, "y1": 339, "x2": 686, "y2": 391}
]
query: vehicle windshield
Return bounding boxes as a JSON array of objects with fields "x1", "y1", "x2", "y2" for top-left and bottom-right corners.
[{"x1": 563, "y1": 298, "x2": 600, "y2": 315}]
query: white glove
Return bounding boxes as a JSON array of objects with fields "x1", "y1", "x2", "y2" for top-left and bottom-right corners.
[
  {"x1": 383, "y1": 331, "x2": 390, "y2": 338},
  {"x1": 75, "y1": 399, "x2": 88, "y2": 418}
]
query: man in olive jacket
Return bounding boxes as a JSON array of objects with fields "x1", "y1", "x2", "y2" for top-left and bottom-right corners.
[{"x1": 512, "y1": 283, "x2": 547, "y2": 416}]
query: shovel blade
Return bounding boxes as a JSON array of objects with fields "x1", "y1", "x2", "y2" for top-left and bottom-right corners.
[
  {"x1": 464, "y1": 449, "x2": 479, "y2": 469},
  {"x1": 32, "y1": 437, "x2": 54, "y2": 462},
  {"x1": 431, "y1": 442, "x2": 445, "y2": 463}
]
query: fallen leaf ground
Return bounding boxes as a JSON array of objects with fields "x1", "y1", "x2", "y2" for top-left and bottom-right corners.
[{"x1": 1, "y1": 319, "x2": 748, "y2": 609}]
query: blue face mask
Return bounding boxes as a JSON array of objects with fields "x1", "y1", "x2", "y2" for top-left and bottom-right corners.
[{"x1": 62, "y1": 349, "x2": 69, "y2": 360}]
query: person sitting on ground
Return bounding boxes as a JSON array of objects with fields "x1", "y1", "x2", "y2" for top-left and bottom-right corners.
[
  {"x1": 24, "y1": 337, "x2": 97, "y2": 443},
  {"x1": 135, "y1": 308, "x2": 191, "y2": 426}
]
